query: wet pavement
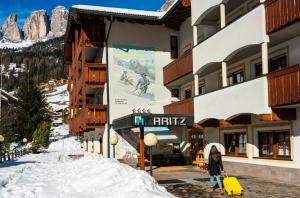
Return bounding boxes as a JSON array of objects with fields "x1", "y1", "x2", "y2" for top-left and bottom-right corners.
[{"x1": 152, "y1": 166, "x2": 300, "y2": 198}]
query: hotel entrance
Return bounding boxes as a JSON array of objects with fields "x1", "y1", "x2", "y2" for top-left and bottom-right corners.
[
  {"x1": 189, "y1": 128, "x2": 204, "y2": 166},
  {"x1": 112, "y1": 113, "x2": 194, "y2": 169}
]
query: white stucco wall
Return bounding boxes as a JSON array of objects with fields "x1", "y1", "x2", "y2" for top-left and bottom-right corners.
[
  {"x1": 194, "y1": 77, "x2": 271, "y2": 122},
  {"x1": 191, "y1": 0, "x2": 223, "y2": 25},
  {"x1": 197, "y1": 34, "x2": 300, "y2": 95},
  {"x1": 179, "y1": 17, "x2": 193, "y2": 56},
  {"x1": 101, "y1": 21, "x2": 178, "y2": 158},
  {"x1": 193, "y1": 5, "x2": 269, "y2": 75}
]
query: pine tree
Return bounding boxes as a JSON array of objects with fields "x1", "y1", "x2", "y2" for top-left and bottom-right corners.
[{"x1": 16, "y1": 79, "x2": 50, "y2": 141}]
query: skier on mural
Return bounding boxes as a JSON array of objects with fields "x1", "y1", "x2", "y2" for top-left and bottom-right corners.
[
  {"x1": 120, "y1": 70, "x2": 133, "y2": 85},
  {"x1": 135, "y1": 73, "x2": 150, "y2": 96}
]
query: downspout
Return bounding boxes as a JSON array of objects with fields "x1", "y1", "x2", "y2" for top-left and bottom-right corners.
[{"x1": 105, "y1": 16, "x2": 114, "y2": 158}]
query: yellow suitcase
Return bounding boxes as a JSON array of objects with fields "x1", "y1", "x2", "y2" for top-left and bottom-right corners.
[{"x1": 223, "y1": 175, "x2": 243, "y2": 196}]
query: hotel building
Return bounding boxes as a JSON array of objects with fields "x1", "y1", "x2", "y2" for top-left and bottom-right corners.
[{"x1": 65, "y1": 0, "x2": 300, "y2": 183}]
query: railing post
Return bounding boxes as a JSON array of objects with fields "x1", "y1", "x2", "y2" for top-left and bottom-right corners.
[
  {"x1": 262, "y1": 42, "x2": 269, "y2": 74},
  {"x1": 194, "y1": 74, "x2": 199, "y2": 96},
  {"x1": 220, "y1": 3, "x2": 226, "y2": 28},
  {"x1": 222, "y1": 62, "x2": 228, "y2": 87}
]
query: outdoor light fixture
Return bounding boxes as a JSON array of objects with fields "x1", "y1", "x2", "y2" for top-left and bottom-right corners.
[
  {"x1": 23, "y1": 138, "x2": 28, "y2": 155},
  {"x1": 144, "y1": 133, "x2": 158, "y2": 176},
  {"x1": 110, "y1": 134, "x2": 119, "y2": 158},
  {"x1": 0, "y1": 135, "x2": 4, "y2": 163}
]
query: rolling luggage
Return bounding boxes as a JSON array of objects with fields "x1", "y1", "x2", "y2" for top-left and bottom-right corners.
[{"x1": 223, "y1": 173, "x2": 243, "y2": 196}]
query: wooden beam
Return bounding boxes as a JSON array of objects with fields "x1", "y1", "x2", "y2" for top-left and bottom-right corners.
[
  {"x1": 260, "y1": 108, "x2": 296, "y2": 121},
  {"x1": 140, "y1": 126, "x2": 145, "y2": 170}
]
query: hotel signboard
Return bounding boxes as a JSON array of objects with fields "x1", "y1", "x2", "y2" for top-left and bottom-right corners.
[{"x1": 112, "y1": 113, "x2": 194, "y2": 130}]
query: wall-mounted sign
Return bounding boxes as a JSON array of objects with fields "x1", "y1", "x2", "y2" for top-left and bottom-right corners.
[
  {"x1": 133, "y1": 115, "x2": 191, "y2": 127},
  {"x1": 113, "y1": 113, "x2": 194, "y2": 131}
]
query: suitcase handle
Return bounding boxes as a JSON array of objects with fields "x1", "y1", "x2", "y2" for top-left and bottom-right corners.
[{"x1": 223, "y1": 171, "x2": 229, "y2": 178}]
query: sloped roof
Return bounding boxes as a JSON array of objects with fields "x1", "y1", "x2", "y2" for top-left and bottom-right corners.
[{"x1": 71, "y1": 0, "x2": 180, "y2": 21}]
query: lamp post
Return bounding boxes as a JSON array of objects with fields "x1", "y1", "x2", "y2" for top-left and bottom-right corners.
[
  {"x1": 110, "y1": 134, "x2": 119, "y2": 158},
  {"x1": 23, "y1": 138, "x2": 28, "y2": 155},
  {"x1": 0, "y1": 135, "x2": 4, "y2": 163},
  {"x1": 144, "y1": 133, "x2": 158, "y2": 176}
]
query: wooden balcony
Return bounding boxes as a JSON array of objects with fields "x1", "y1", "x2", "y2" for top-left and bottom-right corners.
[
  {"x1": 163, "y1": 50, "x2": 193, "y2": 85},
  {"x1": 80, "y1": 105, "x2": 107, "y2": 131},
  {"x1": 268, "y1": 64, "x2": 300, "y2": 107},
  {"x1": 77, "y1": 63, "x2": 106, "y2": 94},
  {"x1": 265, "y1": 0, "x2": 300, "y2": 33},
  {"x1": 164, "y1": 98, "x2": 194, "y2": 115}
]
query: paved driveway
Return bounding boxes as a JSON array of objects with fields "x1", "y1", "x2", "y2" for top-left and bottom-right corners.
[{"x1": 152, "y1": 166, "x2": 300, "y2": 198}]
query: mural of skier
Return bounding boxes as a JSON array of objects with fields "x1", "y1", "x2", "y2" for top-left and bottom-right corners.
[{"x1": 111, "y1": 45, "x2": 155, "y2": 105}]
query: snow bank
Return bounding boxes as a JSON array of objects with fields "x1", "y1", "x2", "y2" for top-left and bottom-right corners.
[{"x1": 0, "y1": 147, "x2": 173, "y2": 198}]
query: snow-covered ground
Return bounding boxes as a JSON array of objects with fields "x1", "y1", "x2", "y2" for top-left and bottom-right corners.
[
  {"x1": 46, "y1": 84, "x2": 69, "y2": 112},
  {"x1": 0, "y1": 123, "x2": 174, "y2": 198},
  {"x1": 0, "y1": 63, "x2": 26, "y2": 78},
  {"x1": 0, "y1": 40, "x2": 35, "y2": 49},
  {"x1": 0, "y1": 83, "x2": 174, "y2": 198}
]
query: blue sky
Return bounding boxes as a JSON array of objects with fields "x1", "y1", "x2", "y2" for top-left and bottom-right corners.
[{"x1": 0, "y1": 0, "x2": 166, "y2": 28}]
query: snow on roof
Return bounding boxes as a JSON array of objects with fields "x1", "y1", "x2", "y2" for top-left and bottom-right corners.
[{"x1": 72, "y1": 0, "x2": 179, "y2": 20}]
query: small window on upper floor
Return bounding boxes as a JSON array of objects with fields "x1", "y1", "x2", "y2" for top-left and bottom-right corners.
[
  {"x1": 198, "y1": 81, "x2": 206, "y2": 95},
  {"x1": 170, "y1": 35, "x2": 178, "y2": 59},
  {"x1": 269, "y1": 54, "x2": 287, "y2": 72},
  {"x1": 227, "y1": 70, "x2": 244, "y2": 86},
  {"x1": 171, "y1": 88, "x2": 180, "y2": 98},
  {"x1": 184, "y1": 89, "x2": 192, "y2": 99},
  {"x1": 254, "y1": 53, "x2": 287, "y2": 77}
]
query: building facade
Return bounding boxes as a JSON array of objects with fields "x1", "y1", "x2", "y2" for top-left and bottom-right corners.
[
  {"x1": 190, "y1": 0, "x2": 300, "y2": 183},
  {"x1": 65, "y1": 0, "x2": 300, "y2": 182},
  {"x1": 65, "y1": 1, "x2": 193, "y2": 161}
]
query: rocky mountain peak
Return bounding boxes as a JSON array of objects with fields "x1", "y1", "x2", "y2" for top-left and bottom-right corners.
[
  {"x1": 23, "y1": 10, "x2": 49, "y2": 41},
  {"x1": 1, "y1": 13, "x2": 22, "y2": 42},
  {"x1": 49, "y1": 6, "x2": 68, "y2": 38}
]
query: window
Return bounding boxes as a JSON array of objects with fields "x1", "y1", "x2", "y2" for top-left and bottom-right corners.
[
  {"x1": 184, "y1": 89, "x2": 192, "y2": 99},
  {"x1": 269, "y1": 54, "x2": 287, "y2": 72},
  {"x1": 258, "y1": 130, "x2": 291, "y2": 160},
  {"x1": 198, "y1": 81, "x2": 205, "y2": 95},
  {"x1": 227, "y1": 70, "x2": 244, "y2": 86},
  {"x1": 171, "y1": 89, "x2": 179, "y2": 98},
  {"x1": 170, "y1": 35, "x2": 178, "y2": 59},
  {"x1": 255, "y1": 63, "x2": 263, "y2": 77},
  {"x1": 224, "y1": 133, "x2": 247, "y2": 156},
  {"x1": 253, "y1": 54, "x2": 287, "y2": 76},
  {"x1": 199, "y1": 85, "x2": 205, "y2": 95}
]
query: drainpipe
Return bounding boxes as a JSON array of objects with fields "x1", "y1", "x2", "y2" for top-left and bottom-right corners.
[{"x1": 105, "y1": 16, "x2": 114, "y2": 158}]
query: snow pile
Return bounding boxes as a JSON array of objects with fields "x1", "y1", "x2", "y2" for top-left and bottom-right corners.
[{"x1": 0, "y1": 139, "x2": 174, "y2": 198}]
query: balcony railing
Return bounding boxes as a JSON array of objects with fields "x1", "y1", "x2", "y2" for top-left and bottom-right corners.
[
  {"x1": 194, "y1": 77, "x2": 271, "y2": 122},
  {"x1": 80, "y1": 105, "x2": 107, "y2": 131},
  {"x1": 164, "y1": 98, "x2": 194, "y2": 115},
  {"x1": 265, "y1": 0, "x2": 300, "y2": 33},
  {"x1": 193, "y1": 5, "x2": 267, "y2": 74},
  {"x1": 268, "y1": 64, "x2": 300, "y2": 107},
  {"x1": 78, "y1": 63, "x2": 106, "y2": 93},
  {"x1": 163, "y1": 49, "x2": 193, "y2": 85}
]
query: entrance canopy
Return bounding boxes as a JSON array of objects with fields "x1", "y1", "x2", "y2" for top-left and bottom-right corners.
[{"x1": 112, "y1": 113, "x2": 194, "y2": 131}]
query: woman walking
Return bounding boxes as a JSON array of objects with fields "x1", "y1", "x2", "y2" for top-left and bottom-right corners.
[{"x1": 208, "y1": 145, "x2": 224, "y2": 195}]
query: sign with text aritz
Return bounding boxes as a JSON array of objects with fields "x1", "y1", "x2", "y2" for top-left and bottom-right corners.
[{"x1": 133, "y1": 115, "x2": 193, "y2": 127}]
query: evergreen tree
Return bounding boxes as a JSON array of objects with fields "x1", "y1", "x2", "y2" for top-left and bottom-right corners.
[{"x1": 16, "y1": 79, "x2": 50, "y2": 141}]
